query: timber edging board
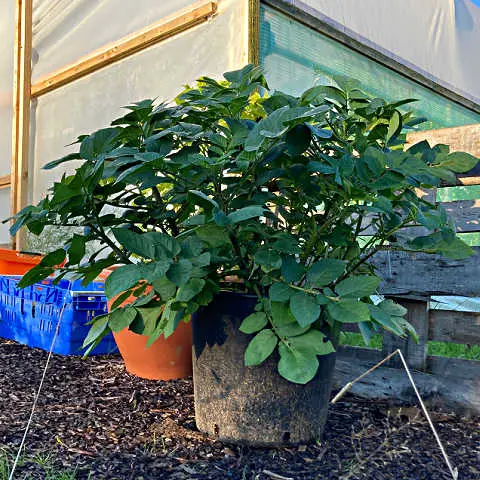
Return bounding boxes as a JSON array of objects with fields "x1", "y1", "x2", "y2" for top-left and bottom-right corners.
[
  {"x1": 371, "y1": 248, "x2": 480, "y2": 297},
  {"x1": 334, "y1": 347, "x2": 480, "y2": 414}
]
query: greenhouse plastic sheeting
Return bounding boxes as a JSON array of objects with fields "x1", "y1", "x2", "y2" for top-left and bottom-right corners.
[
  {"x1": 260, "y1": 5, "x2": 480, "y2": 130},
  {"x1": 31, "y1": 0, "x2": 201, "y2": 80},
  {"x1": 284, "y1": 0, "x2": 480, "y2": 103},
  {"x1": 31, "y1": 0, "x2": 247, "y2": 205},
  {"x1": 0, "y1": 1, "x2": 15, "y2": 243}
]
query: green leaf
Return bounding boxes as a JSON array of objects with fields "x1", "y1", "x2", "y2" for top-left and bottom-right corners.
[
  {"x1": 80, "y1": 128, "x2": 119, "y2": 160},
  {"x1": 436, "y1": 152, "x2": 478, "y2": 173},
  {"x1": 244, "y1": 329, "x2": 278, "y2": 366},
  {"x1": 306, "y1": 259, "x2": 345, "y2": 287},
  {"x1": 278, "y1": 343, "x2": 318, "y2": 384},
  {"x1": 68, "y1": 234, "x2": 86, "y2": 265},
  {"x1": 188, "y1": 190, "x2": 219, "y2": 211},
  {"x1": 289, "y1": 292, "x2": 320, "y2": 327},
  {"x1": 82, "y1": 314, "x2": 109, "y2": 348},
  {"x1": 180, "y1": 236, "x2": 204, "y2": 258},
  {"x1": 285, "y1": 124, "x2": 312, "y2": 156},
  {"x1": 335, "y1": 275, "x2": 380, "y2": 298},
  {"x1": 17, "y1": 265, "x2": 50, "y2": 290},
  {"x1": 367, "y1": 304, "x2": 404, "y2": 336},
  {"x1": 281, "y1": 256, "x2": 304, "y2": 283},
  {"x1": 386, "y1": 110, "x2": 401, "y2": 143},
  {"x1": 377, "y1": 299, "x2": 407, "y2": 317},
  {"x1": 196, "y1": 224, "x2": 231, "y2": 247},
  {"x1": 254, "y1": 248, "x2": 282, "y2": 272},
  {"x1": 43, "y1": 152, "x2": 81, "y2": 170},
  {"x1": 40, "y1": 249, "x2": 66, "y2": 267},
  {"x1": 166, "y1": 259, "x2": 193, "y2": 286},
  {"x1": 239, "y1": 312, "x2": 268, "y2": 334},
  {"x1": 176, "y1": 278, "x2": 205, "y2": 302},
  {"x1": 289, "y1": 329, "x2": 335, "y2": 356},
  {"x1": 137, "y1": 305, "x2": 163, "y2": 336},
  {"x1": 327, "y1": 299, "x2": 370, "y2": 323},
  {"x1": 109, "y1": 307, "x2": 137, "y2": 333},
  {"x1": 227, "y1": 206, "x2": 265, "y2": 224},
  {"x1": 104, "y1": 264, "x2": 143, "y2": 299},
  {"x1": 269, "y1": 282, "x2": 293, "y2": 302},
  {"x1": 152, "y1": 277, "x2": 177, "y2": 301}
]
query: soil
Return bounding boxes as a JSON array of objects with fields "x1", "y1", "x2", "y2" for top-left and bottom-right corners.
[{"x1": 0, "y1": 339, "x2": 479, "y2": 480}]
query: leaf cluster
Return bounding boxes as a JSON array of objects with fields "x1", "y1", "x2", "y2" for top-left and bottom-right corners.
[{"x1": 9, "y1": 65, "x2": 478, "y2": 383}]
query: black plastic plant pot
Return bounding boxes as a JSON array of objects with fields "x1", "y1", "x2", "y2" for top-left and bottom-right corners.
[{"x1": 192, "y1": 291, "x2": 337, "y2": 446}]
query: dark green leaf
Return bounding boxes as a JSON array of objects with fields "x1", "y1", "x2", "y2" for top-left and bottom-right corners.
[
  {"x1": 239, "y1": 312, "x2": 268, "y2": 334},
  {"x1": 269, "y1": 282, "x2": 294, "y2": 302},
  {"x1": 166, "y1": 259, "x2": 193, "y2": 286},
  {"x1": 109, "y1": 307, "x2": 137, "y2": 333},
  {"x1": 335, "y1": 276, "x2": 380, "y2": 298},
  {"x1": 289, "y1": 292, "x2": 320, "y2": 327},
  {"x1": 278, "y1": 343, "x2": 318, "y2": 384},
  {"x1": 327, "y1": 299, "x2": 370, "y2": 323},
  {"x1": 244, "y1": 329, "x2": 278, "y2": 366},
  {"x1": 306, "y1": 259, "x2": 345, "y2": 287},
  {"x1": 176, "y1": 278, "x2": 205, "y2": 302}
]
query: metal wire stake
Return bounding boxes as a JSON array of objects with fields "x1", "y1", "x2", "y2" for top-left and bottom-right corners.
[
  {"x1": 331, "y1": 348, "x2": 459, "y2": 480},
  {"x1": 8, "y1": 302, "x2": 66, "y2": 480}
]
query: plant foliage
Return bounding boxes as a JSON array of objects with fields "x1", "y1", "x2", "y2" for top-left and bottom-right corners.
[{"x1": 9, "y1": 65, "x2": 478, "y2": 383}]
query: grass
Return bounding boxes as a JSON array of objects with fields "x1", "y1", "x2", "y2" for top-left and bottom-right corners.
[
  {"x1": 340, "y1": 332, "x2": 480, "y2": 360},
  {"x1": 0, "y1": 449, "x2": 79, "y2": 480}
]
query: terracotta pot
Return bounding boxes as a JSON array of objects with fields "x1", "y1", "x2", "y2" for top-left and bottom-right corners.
[
  {"x1": 112, "y1": 320, "x2": 192, "y2": 380},
  {"x1": 102, "y1": 268, "x2": 193, "y2": 380}
]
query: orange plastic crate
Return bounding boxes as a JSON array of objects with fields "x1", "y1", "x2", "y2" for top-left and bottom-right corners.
[{"x1": 0, "y1": 249, "x2": 42, "y2": 275}]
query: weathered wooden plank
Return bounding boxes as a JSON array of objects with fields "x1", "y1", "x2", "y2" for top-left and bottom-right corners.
[
  {"x1": 441, "y1": 200, "x2": 480, "y2": 233},
  {"x1": 372, "y1": 248, "x2": 480, "y2": 297},
  {"x1": 404, "y1": 300, "x2": 428, "y2": 370},
  {"x1": 429, "y1": 310, "x2": 480, "y2": 345},
  {"x1": 337, "y1": 345, "x2": 383, "y2": 363},
  {"x1": 428, "y1": 356, "x2": 480, "y2": 381},
  {"x1": 31, "y1": 1, "x2": 217, "y2": 97},
  {"x1": 333, "y1": 357, "x2": 480, "y2": 414}
]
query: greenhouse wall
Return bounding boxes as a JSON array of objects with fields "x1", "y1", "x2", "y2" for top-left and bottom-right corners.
[
  {"x1": 279, "y1": 0, "x2": 480, "y2": 102},
  {"x1": 260, "y1": 3, "x2": 480, "y2": 131},
  {"x1": 30, "y1": 0, "x2": 248, "y2": 206},
  {"x1": 0, "y1": 2, "x2": 16, "y2": 244}
]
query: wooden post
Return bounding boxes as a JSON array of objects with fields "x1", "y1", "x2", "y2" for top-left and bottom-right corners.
[
  {"x1": 248, "y1": 0, "x2": 260, "y2": 66},
  {"x1": 382, "y1": 299, "x2": 429, "y2": 370},
  {"x1": 11, "y1": 0, "x2": 33, "y2": 250}
]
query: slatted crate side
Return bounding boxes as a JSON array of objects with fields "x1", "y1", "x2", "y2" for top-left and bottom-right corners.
[{"x1": 429, "y1": 309, "x2": 480, "y2": 345}]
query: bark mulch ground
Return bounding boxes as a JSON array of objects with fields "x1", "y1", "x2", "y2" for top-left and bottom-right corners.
[{"x1": 0, "y1": 339, "x2": 479, "y2": 480}]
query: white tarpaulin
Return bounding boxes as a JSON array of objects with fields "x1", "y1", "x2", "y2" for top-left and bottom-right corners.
[
  {"x1": 294, "y1": 0, "x2": 480, "y2": 102},
  {"x1": 0, "y1": 1, "x2": 16, "y2": 243},
  {"x1": 30, "y1": 0, "x2": 248, "y2": 207}
]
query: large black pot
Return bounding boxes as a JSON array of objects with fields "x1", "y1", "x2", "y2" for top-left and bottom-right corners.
[{"x1": 192, "y1": 291, "x2": 336, "y2": 446}]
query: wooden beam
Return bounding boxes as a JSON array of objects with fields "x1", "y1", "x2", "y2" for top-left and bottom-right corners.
[
  {"x1": 31, "y1": 0, "x2": 218, "y2": 97},
  {"x1": 11, "y1": 0, "x2": 32, "y2": 249},
  {"x1": 429, "y1": 310, "x2": 480, "y2": 345},
  {"x1": 373, "y1": 248, "x2": 480, "y2": 297},
  {"x1": 0, "y1": 175, "x2": 11, "y2": 189},
  {"x1": 248, "y1": 0, "x2": 261, "y2": 66}
]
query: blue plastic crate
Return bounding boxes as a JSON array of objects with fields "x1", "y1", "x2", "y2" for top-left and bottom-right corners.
[{"x1": 0, "y1": 276, "x2": 118, "y2": 356}]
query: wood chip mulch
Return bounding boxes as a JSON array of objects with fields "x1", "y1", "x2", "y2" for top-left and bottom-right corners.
[{"x1": 0, "y1": 339, "x2": 479, "y2": 479}]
